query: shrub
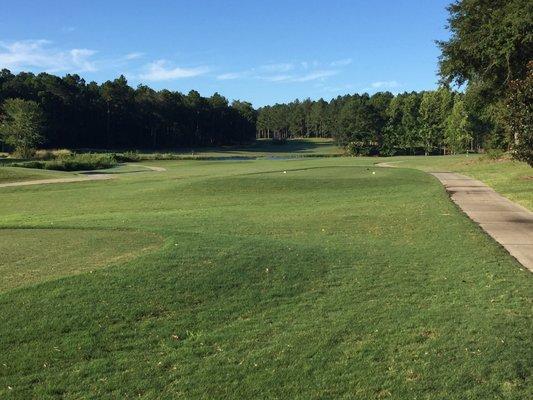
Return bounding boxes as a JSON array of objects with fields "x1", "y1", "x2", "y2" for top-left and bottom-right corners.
[
  {"x1": 34, "y1": 149, "x2": 73, "y2": 160},
  {"x1": 503, "y1": 61, "x2": 533, "y2": 167},
  {"x1": 10, "y1": 153, "x2": 117, "y2": 171},
  {"x1": 345, "y1": 141, "x2": 378, "y2": 157},
  {"x1": 114, "y1": 151, "x2": 141, "y2": 162},
  {"x1": 52, "y1": 149, "x2": 74, "y2": 158},
  {"x1": 483, "y1": 148, "x2": 505, "y2": 160},
  {"x1": 0, "y1": 99, "x2": 44, "y2": 158},
  {"x1": 33, "y1": 149, "x2": 54, "y2": 160},
  {"x1": 11, "y1": 160, "x2": 44, "y2": 169},
  {"x1": 378, "y1": 143, "x2": 397, "y2": 157}
]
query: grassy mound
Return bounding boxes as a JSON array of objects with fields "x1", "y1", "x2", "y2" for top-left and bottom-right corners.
[
  {"x1": 391, "y1": 154, "x2": 533, "y2": 210},
  {"x1": 0, "y1": 166, "x2": 74, "y2": 184}
]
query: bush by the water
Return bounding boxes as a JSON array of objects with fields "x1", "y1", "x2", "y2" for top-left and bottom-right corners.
[
  {"x1": 482, "y1": 148, "x2": 505, "y2": 160},
  {"x1": 345, "y1": 141, "x2": 380, "y2": 157},
  {"x1": 11, "y1": 153, "x2": 118, "y2": 171},
  {"x1": 34, "y1": 149, "x2": 73, "y2": 160},
  {"x1": 114, "y1": 151, "x2": 141, "y2": 162}
]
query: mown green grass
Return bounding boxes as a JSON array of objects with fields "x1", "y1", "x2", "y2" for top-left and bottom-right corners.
[
  {"x1": 0, "y1": 228, "x2": 162, "y2": 292},
  {"x1": 388, "y1": 155, "x2": 533, "y2": 210},
  {"x1": 126, "y1": 138, "x2": 343, "y2": 159},
  {"x1": 0, "y1": 157, "x2": 531, "y2": 399},
  {"x1": 0, "y1": 166, "x2": 75, "y2": 184}
]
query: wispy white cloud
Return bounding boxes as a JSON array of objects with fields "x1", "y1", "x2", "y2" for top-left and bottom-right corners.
[
  {"x1": 292, "y1": 70, "x2": 338, "y2": 82},
  {"x1": 124, "y1": 52, "x2": 144, "y2": 60},
  {"x1": 259, "y1": 70, "x2": 338, "y2": 83},
  {"x1": 259, "y1": 63, "x2": 294, "y2": 73},
  {"x1": 217, "y1": 71, "x2": 246, "y2": 80},
  {"x1": 370, "y1": 80, "x2": 400, "y2": 89},
  {"x1": 300, "y1": 61, "x2": 321, "y2": 70},
  {"x1": 139, "y1": 59, "x2": 209, "y2": 81},
  {"x1": 318, "y1": 83, "x2": 356, "y2": 93},
  {"x1": 0, "y1": 39, "x2": 98, "y2": 73},
  {"x1": 69, "y1": 49, "x2": 97, "y2": 72},
  {"x1": 330, "y1": 58, "x2": 352, "y2": 67},
  {"x1": 263, "y1": 74, "x2": 294, "y2": 82},
  {"x1": 217, "y1": 60, "x2": 344, "y2": 83}
]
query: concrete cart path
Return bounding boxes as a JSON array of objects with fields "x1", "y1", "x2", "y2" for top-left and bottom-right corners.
[
  {"x1": 0, "y1": 174, "x2": 114, "y2": 188},
  {"x1": 431, "y1": 172, "x2": 533, "y2": 272}
]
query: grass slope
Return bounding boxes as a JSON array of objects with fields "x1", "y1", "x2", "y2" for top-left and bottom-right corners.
[
  {"x1": 389, "y1": 155, "x2": 533, "y2": 210},
  {"x1": 0, "y1": 166, "x2": 75, "y2": 184},
  {"x1": 0, "y1": 228, "x2": 162, "y2": 292},
  {"x1": 124, "y1": 138, "x2": 343, "y2": 159},
  {"x1": 0, "y1": 157, "x2": 531, "y2": 399}
]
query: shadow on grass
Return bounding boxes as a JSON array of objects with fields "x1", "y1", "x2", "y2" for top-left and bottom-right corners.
[{"x1": 234, "y1": 139, "x2": 325, "y2": 153}]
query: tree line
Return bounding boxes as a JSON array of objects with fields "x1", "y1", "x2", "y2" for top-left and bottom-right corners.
[
  {"x1": 0, "y1": 70, "x2": 257, "y2": 151},
  {"x1": 256, "y1": 89, "x2": 476, "y2": 156}
]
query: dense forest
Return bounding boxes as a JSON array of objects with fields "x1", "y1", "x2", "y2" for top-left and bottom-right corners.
[
  {"x1": 0, "y1": 71, "x2": 499, "y2": 157},
  {"x1": 256, "y1": 89, "x2": 473, "y2": 155},
  {"x1": 0, "y1": 69, "x2": 462, "y2": 155},
  {"x1": 0, "y1": 69, "x2": 257, "y2": 150}
]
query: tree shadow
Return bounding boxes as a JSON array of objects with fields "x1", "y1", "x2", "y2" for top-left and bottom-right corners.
[{"x1": 233, "y1": 139, "x2": 325, "y2": 154}]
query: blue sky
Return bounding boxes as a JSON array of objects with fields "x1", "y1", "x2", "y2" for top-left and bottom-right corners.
[{"x1": 0, "y1": 0, "x2": 451, "y2": 106}]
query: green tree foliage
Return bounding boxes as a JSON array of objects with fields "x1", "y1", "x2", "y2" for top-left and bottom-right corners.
[
  {"x1": 438, "y1": 0, "x2": 532, "y2": 94},
  {"x1": 337, "y1": 95, "x2": 380, "y2": 155},
  {"x1": 288, "y1": 100, "x2": 306, "y2": 137},
  {"x1": 0, "y1": 98, "x2": 44, "y2": 157},
  {"x1": 309, "y1": 99, "x2": 330, "y2": 137},
  {"x1": 382, "y1": 92, "x2": 424, "y2": 154},
  {"x1": 256, "y1": 88, "x2": 463, "y2": 156},
  {"x1": 0, "y1": 69, "x2": 256, "y2": 150},
  {"x1": 368, "y1": 91, "x2": 393, "y2": 148},
  {"x1": 419, "y1": 88, "x2": 454, "y2": 155},
  {"x1": 503, "y1": 61, "x2": 533, "y2": 166},
  {"x1": 399, "y1": 93, "x2": 423, "y2": 153},
  {"x1": 445, "y1": 98, "x2": 472, "y2": 154},
  {"x1": 437, "y1": 0, "x2": 532, "y2": 157},
  {"x1": 230, "y1": 100, "x2": 257, "y2": 143}
]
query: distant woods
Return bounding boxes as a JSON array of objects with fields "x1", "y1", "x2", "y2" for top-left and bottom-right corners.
[
  {"x1": 0, "y1": 70, "x2": 257, "y2": 151},
  {"x1": 0, "y1": 69, "x2": 462, "y2": 155},
  {"x1": 0, "y1": 70, "x2": 524, "y2": 159},
  {"x1": 0, "y1": 71, "x2": 483, "y2": 157},
  {"x1": 256, "y1": 89, "x2": 473, "y2": 156}
]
